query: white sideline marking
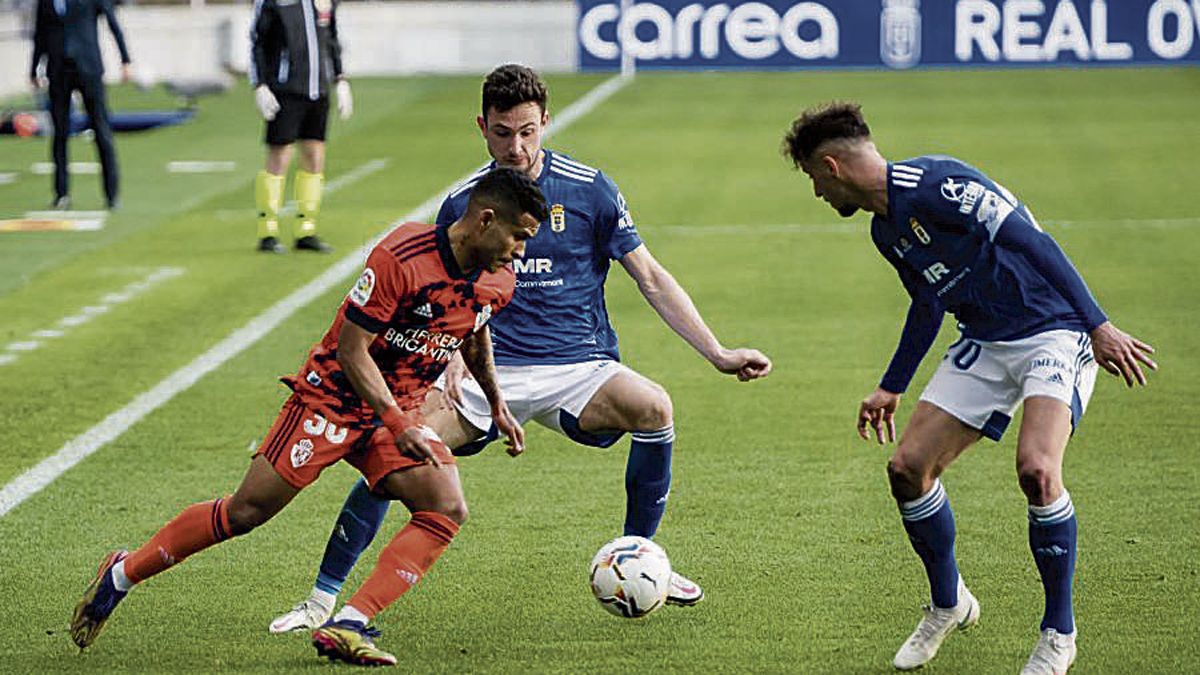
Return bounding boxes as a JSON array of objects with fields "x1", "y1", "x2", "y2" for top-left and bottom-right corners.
[
  {"x1": 167, "y1": 160, "x2": 238, "y2": 173},
  {"x1": 25, "y1": 210, "x2": 109, "y2": 219},
  {"x1": 0, "y1": 267, "x2": 183, "y2": 368},
  {"x1": 0, "y1": 172, "x2": 17, "y2": 185},
  {"x1": 0, "y1": 75, "x2": 631, "y2": 518},
  {"x1": 32, "y1": 161, "x2": 99, "y2": 175},
  {"x1": 16, "y1": 210, "x2": 109, "y2": 233}
]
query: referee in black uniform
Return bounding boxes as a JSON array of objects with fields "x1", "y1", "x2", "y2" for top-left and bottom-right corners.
[
  {"x1": 250, "y1": 0, "x2": 352, "y2": 254},
  {"x1": 30, "y1": 0, "x2": 132, "y2": 210}
]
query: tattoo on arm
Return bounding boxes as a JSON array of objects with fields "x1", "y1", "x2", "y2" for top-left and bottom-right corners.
[{"x1": 461, "y1": 327, "x2": 502, "y2": 408}]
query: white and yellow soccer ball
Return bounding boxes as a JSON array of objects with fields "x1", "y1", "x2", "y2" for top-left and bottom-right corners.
[{"x1": 589, "y1": 536, "x2": 672, "y2": 618}]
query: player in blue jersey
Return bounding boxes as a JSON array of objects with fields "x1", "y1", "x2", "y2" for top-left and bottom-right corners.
[
  {"x1": 268, "y1": 64, "x2": 773, "y2": 634},
  {"x1": 782, "y1": 103, "x2": 1156, "y2": 674}
]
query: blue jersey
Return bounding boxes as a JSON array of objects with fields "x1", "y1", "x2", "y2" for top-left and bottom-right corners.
[
  {"x1": 436, "y1": 150, "x2": 643, "y2": 366},
  {"x1": 873, "y1": 155, "x2": 1106, "y2": 393}
]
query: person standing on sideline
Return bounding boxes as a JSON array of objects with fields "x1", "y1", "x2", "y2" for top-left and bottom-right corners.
[
  {"x1": 782, "y1": 102, "x2": 1156, "y2": 674},
  {"x1": 249, "y1": 0, "x2": 352, "y2": 254},
  {"x1": 29, "y1": 0, "x2": 132, "y2": 210}
]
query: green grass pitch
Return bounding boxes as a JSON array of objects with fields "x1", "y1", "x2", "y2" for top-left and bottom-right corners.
[{"x1": 0, "y1": 67, "x2": 1197, "y2": 672}]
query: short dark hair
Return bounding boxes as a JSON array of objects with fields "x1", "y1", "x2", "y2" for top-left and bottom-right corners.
[
  {"x1": 782, "y1": 102, "x2": 871, "y2": 167},
  {"x1": 481, "y1": 64, "x2": 548, "y2": 120},
  {"x1": 467, "y1": 167, "x2": 549, "y2": 225}
]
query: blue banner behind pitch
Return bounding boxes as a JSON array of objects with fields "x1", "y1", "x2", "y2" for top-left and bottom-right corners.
[{"x1": 577, "y1": 0, "x2": 1200, "y2": 70}]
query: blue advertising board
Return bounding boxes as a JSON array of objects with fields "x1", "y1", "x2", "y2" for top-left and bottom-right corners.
[{"x1": 577, "y1": 0, "x2": 1200, "y2": 70}]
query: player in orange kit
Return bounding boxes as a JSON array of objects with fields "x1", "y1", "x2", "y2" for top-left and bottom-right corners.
[{"x1": 70, "y1": 167, "x2": 548, "y2": 666}]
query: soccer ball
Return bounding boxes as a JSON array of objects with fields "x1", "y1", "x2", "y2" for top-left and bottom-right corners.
[{"x1": 589, "y1": 536, "x2": 672, "y2": 618}]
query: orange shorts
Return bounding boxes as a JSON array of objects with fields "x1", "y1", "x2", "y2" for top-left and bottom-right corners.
[{"x1": 256, "y1": 394, "x2": 454, "y2": 490}]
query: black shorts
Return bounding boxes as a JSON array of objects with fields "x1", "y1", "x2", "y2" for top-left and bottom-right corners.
[{"x1": 265, "y1": 93, "x2": 329, "y2": 145}]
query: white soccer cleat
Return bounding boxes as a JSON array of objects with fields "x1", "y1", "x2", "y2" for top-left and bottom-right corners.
[
  {"x1": 1021, "y1": 628, "x2": 1076, "y2": 675},
  {"x1": 665, "y1": 571, "x2": 704, "y2": 606},
  {"x1": 269, "y1": 598, "x2": 333, "y2": 634},
  {"x1": 892, "y1": 580, "x2": 980, "y2": 670}
]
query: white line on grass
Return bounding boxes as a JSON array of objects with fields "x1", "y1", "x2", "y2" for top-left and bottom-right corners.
[
  {"x1": 0, "y1": 74, "x2": 632, "y2": 518},
  {"x1": 32, "y1": 161, "x2": 100, "y2": 175},
  {"x1": 0, "y1": 267, "x2": 184, "y2": 368},
  {"x1": 24, "y1": 210, "x2": 109, "y2": 219},
  {"x1": 167, "y1": 161, "x2": 238, "y2": 173}
]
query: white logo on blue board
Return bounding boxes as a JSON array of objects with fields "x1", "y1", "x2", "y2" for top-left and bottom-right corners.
[
  {"x1": 578, "y1": 2, "x2": 840, "y2": 62},
  {"x1": 881, "y1": 0, "x2": 921, "y2": 69}
]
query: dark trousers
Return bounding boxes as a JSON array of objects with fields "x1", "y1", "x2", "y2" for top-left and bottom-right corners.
[{"x1": 48, "y1": 59, "x2": 118, "y2": 203}]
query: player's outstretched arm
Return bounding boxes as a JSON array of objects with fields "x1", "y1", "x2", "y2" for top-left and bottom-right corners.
[
  {"x1": 618, "y1": 245, "x2": 772, "y2": 381},
  {"x1": 460, "y1": 326, "x2": 524, "y2": 456},
  {"x1": 337, "y1": 320, "x2": 441, "y2": 467},
  {"x1": 858, "y1": 387, "x2": 900, "y2": 444},
  {"x1": 1090, "y1": 321, "x2": 1157, "y2": 387}
]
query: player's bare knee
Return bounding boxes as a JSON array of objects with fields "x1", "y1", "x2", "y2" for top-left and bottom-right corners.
[
  {"x1": 636, "y1": 386, "x2": 673, "y2": 430},
  {"x1": 1017, "y1": 462, "x2": 1061, "y2": 505},
  {"x1": 887, "y1": 454, "x2": 928, "y2": 502},
  {"x1": 431, "y1": 498, "x2": 469, "y2": 526},
  {"x1": 226, "y1": 499, "x2": 272, "y2": 535}
]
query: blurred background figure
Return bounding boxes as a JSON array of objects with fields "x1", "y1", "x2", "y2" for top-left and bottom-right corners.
[
  {"x1": 249, "y1": 0, "x2": 352, "y2": 254},
  {"x1": 29, "y1": 0, "x2": 131, "y2": 210}
]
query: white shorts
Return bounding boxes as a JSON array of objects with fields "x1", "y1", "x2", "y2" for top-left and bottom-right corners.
[
  {"x1": 435, "y1": 359, "x2": 630, "y2": 454},
  {"x1": 919, "y1": 330, "x2": 1098, "y2": 441}
]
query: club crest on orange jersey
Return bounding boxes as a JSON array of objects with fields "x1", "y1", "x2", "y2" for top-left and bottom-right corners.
[
  {"x1": 910, "y1": 217, "x2": 931, "y2": 245},
  {"x1": 550, "y1": 204, "x2": 566, "y2": 232},
  {"x1": 291, "y1": 439, "x2": 314, "y2": 468}
]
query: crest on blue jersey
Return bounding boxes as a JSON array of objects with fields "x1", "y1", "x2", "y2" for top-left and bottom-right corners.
[{"x1": 550, "y1": 203, "x2": 566, "y2": 232}]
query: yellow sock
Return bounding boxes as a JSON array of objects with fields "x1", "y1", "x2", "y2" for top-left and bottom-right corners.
[
  {"x1": 293, "y1": 170, "x2": 324, "y2": 239},
  {"x1": 255, "y1": 170, "x2": 285, "y2": 239}
]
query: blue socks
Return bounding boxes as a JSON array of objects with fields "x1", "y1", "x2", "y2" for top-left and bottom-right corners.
[
  {"x1": 1029, "y1": 491, "x2": 1077, "y2": 635},
  {"x1": 623, "y1": 426, "x2": 674, "y2": 538},
  {"x1": 899, "y1": 479, "x2": 960, "y2": 608},
  {"x1": 314, "y1": 478, "x2": 390, "y2": 596},
  {"x1": 898, "y1": 479, "x2": 1078, "y2": 630}
]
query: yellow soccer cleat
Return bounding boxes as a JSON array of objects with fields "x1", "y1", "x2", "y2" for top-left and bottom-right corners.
[{"x1": 312, "y1": 620, "x2": 398, "y2": 667}]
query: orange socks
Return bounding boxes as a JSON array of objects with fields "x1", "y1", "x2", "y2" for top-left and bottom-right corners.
[
  {"x1": 347, "y1": 511, "x2": 459, "y2": 619},
  {"x1": 124, "y1": 498, "x2": 233, "y2": 584}
]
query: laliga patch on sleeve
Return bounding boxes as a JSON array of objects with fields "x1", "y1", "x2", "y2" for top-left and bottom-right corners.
[{"x1": 349, "y1": 268, "x2": 376, "y2": 306}]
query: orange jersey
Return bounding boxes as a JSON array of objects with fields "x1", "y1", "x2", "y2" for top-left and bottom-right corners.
[{"x1": 283, "y1": 222, "x2": 515, "y2": 427}]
